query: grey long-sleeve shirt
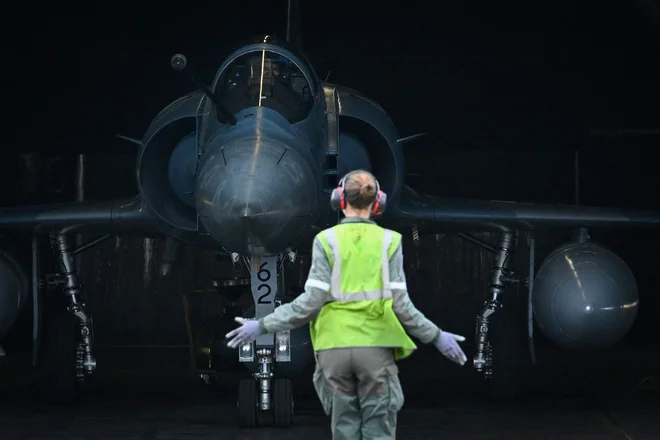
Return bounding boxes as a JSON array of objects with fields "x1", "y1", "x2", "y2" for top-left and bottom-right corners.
[{"x1": 258, "y1": 218, "x2": 441, "y2": 344}]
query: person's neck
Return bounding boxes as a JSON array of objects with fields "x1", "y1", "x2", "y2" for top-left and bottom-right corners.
[{"x1": 343, "y1": 207, "x2": 371, "y2": 219}]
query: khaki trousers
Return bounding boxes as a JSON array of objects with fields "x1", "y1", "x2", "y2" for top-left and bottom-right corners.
[{"x1": 313, "y1": 347, "x2": 404, "y2": 440}]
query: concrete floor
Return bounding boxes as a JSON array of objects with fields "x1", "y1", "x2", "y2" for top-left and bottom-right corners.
[
  {"x1": 1, "y1": 390, "x2": 658, "y2": 439},
  {"x1": 1, "y1": 345, "x2": 659, "y2": 439},
  {"x1": 1, "y1": 373, "x2": 658, "y2": 440}
]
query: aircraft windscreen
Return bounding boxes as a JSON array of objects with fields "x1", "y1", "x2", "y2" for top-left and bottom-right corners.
[{"x1": 215, "y1": 50, "x2": 313, "y2": 124}]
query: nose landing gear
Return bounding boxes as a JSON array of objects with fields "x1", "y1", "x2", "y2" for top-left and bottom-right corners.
[{"x1": 236, "y1": 253, "x2": 296, "y2": 428}]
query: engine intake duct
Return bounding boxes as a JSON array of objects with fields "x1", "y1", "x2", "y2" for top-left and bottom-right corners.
[
  {"x1": 337, "y1": 116, "x2": 396, "y2": 197},
  {"x1": 137, "y1": 92, "x2": 205, "y2": 232}
]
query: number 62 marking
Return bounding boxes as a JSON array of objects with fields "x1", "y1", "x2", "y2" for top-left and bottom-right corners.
[{"x1": 256, "y1": 261, "x2": 273, "y2": 304}]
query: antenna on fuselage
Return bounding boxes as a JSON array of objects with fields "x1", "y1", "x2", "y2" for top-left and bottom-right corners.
[{"x1": 286, "y1": 0, "x2": 302, "y2": 50}]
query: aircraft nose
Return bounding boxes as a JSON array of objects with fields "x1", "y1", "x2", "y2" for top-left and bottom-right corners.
[{"x1": 195, "y1": 135, "x2": 319, "y2": 255}]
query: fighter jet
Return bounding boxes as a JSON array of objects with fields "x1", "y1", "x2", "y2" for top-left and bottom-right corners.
[{"x1": 0, "y1": 24, "x2": 658, "y2": 428}]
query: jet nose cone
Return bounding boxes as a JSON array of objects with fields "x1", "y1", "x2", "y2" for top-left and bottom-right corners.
[{"x1": 195, "y1": 136, "x2": 319, "y2": 255}]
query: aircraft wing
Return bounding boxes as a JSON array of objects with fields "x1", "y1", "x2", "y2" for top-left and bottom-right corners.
[
  {"x1": 0, "y1": 196, "x2": 161, "y2": 236},
  {"x1": 387, "y1": 185, "x2": 660, "y2": 232}
]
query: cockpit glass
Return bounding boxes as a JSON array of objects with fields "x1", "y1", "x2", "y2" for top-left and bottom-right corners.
[{"x1": 215, "y1": 50, "x2": 314, "y2": 124}]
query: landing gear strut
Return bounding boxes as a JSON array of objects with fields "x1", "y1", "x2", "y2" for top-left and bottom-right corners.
[
  {"x1": 52, "y1": 233, "x2": 97, "y2": 380},
  {"x1": 458, "y1": 230, "x2": 523, "y2": 400},
  {"x1": 235, "y1": 252, "x2": 295, "y2": 428},
  {"x1": 472, "y1": 231, "x2": 517, "y2": 374},
  {"x1": 45, "y1": 232, "x2": 109, "y2": 402}
]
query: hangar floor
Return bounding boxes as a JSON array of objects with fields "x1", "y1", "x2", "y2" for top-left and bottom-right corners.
[{"x1": 1, "y1": 345, "x2": 658, "y2": 439}]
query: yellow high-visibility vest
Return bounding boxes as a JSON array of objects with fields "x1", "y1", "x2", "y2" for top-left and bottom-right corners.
[{"x1": 309, "y1": 222, "x2": 417, "y2": 360}]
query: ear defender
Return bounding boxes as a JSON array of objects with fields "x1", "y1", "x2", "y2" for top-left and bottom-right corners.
[
  {"x1": 329, "y1": 178, "x2": 346, "y2": 212},
  {"x1": 371, "y1": 186, "x2": 387, "y2": 216},
  {"x1": 329, "y1": 172, "x2": 388, "y2": 215}
]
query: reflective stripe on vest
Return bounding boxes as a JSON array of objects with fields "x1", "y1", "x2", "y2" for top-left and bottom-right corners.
[
  {"x1": 323, "y1": 227, "x2": 393, "y2": 302},
  {"x1": 310, "y1": 223, "x2": 417, "y2": 361}
]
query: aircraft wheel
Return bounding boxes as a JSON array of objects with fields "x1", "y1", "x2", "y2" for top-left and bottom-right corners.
[
  {"x1": 237, "y1": 378, "x2": 257, "y2": 428},
  {"x1": 272, "y1": 378, "x2": 294, "y2": 427},
  {"x1": 45, "y1": 308, "x2": 78, "y2": 405}
]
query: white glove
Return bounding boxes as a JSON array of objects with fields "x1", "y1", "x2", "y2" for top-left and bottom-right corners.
[
  {"x1": 225, "y1": 317, "x2": 263, "y2": 348},
  {"x1": 433, "y1": 331, "x2": 468, "y2": 366}
]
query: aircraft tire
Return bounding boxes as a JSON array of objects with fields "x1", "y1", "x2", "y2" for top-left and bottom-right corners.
[
  {"x1": 45, "y1": 308, "x2": 78, "y2": 405},
  {"x1": 272, "y1": 378, "x2": 294, "y2": 427},
  {"x1": 237, "y1": 378, "x2": 257, "y2": 428}
]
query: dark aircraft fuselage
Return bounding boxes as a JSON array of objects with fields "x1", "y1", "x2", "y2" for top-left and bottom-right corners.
[
  {"x1": 137, "y1": 38, "x2": 391, "y2": 256},
  {"x1": 195, "y1": 106, "x2": 322, "y2": 255}
]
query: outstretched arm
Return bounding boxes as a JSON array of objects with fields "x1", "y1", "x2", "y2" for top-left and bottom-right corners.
[
  {"x1": 259, "y1": 236, "x2": 331, "y2": 333},
  {"x1": 389, "y1": 241, "x2": 441, "y2": 344}
]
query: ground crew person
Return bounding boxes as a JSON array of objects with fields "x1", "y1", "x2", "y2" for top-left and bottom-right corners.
[{"x1": 226, "y1": 169, "x2": 468, "y2": 439}]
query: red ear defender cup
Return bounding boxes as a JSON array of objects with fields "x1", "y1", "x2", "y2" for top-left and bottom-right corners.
[
  {"x1": 371, "y1": 190, "x2": 387, "y2": 216},
  {"x1": 330, "y1": 175, "x2": 347, "y2": 212},
  {"x1": 370, "y1": 179, "x2": 387, "y2": 216}
]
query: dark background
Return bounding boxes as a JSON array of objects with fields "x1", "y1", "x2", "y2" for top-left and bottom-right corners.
[{"x1": 1, "y1": 0, "x2": 659, "y2": 398}]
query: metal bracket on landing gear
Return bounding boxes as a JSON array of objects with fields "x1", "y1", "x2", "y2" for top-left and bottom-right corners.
[
  {"x1": 275, "y1": 329, "x2": 291, "y2": 362},
  {"x1": 238, "y1": 337, "x2": 255, "y2": 363},
  {"x1": 273, "y1": 298, "x2": 292, "y2": 363},
  {"x1": 237, "y1": 326, "x2": 292, "y2": 364}
]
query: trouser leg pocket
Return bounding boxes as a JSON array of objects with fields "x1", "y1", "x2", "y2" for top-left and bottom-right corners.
[
  {"x1": 313, "y1": 364, "x2": 333, "y2": 416},
  {"x1": 386, "y1": 367, "x2": 404, "y2": 413},
  {"x1": 385, "y1": 366, "x2": 404, "y2": 438}
]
